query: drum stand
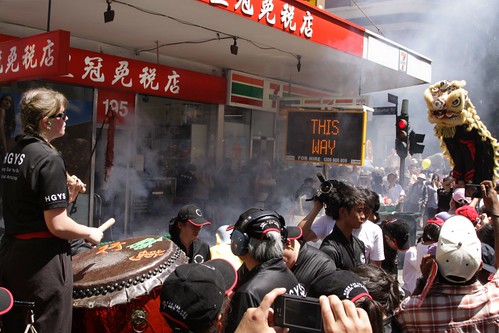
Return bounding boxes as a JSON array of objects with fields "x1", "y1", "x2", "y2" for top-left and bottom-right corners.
[{"x1": 14, "y1": 301, "x2": 38, "y2": 333}]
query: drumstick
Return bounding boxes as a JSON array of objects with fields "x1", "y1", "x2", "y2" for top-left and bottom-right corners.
[{"x1": 97, "y1": 218, "x2": 115, "y2": 232}]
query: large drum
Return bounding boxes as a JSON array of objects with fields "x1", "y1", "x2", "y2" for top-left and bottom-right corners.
[{"x1": 72, "y1": 235, "x2": 188, "y2": 333}]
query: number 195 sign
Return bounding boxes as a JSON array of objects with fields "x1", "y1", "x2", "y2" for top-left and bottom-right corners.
[{"x1": 96, "y1": 89, "x2": 135, "y2": 125}]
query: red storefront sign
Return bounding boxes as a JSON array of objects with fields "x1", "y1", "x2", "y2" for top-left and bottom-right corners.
[
  {"x1": 0, "y1": 30, "x2": 70, "y2": 82},
  {"x1": 0, "y1": 33, "x2": 226, "y2": 105},
  {"x1": 54, "y1": 48, "x2": 226, "y2": 105},
  {"x1": 96, "y1": 89, "x2": 135, "y2": 125},
  {"x1": 199, "y1": 0, "x2": 364, "y2": 56}
]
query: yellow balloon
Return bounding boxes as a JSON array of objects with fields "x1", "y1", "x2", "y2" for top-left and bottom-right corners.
[{"x1": 422, "y1": 159, "x2": 431, "y2": 170}]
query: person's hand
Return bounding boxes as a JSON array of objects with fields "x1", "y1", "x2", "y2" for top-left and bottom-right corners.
[
  {"x1": 235, "y1": 288, "x2": 289, "y2": 333},
  {"x1": 420, "y1": 253, "x2": 436, "y2": 278},
  {"x1": 86, "y1": 227, "x2": 104, "y2": 245},
  {"x1": 67, "y1": 174, "x2": 86, "y2": 203},
  {"x1": 320, "y1": 295, "x2": 372, "y2": 333},
  {"x1": 480, "y1": 180, "x2": 499, "y2": 215}
]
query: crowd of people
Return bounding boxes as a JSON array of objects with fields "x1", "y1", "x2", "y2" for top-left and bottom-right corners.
[{"x1": 1, "y1": 87, "x2": 499, "y2": 333}]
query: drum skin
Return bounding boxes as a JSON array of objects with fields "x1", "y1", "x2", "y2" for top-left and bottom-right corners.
[{"x1": 72, "y1": 236, "x2": 188, "y2": 333}]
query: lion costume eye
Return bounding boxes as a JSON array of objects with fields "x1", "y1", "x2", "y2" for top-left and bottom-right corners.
[{"x1": 450, "y1": 96, "x2": 462, "y2": 108}]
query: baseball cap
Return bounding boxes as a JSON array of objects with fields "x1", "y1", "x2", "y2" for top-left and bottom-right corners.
[
  {"x1": 435, "y1": 211, "x2": 452, "y2": 222},
  {"x1": 455, "y1": 205, "x2": 479, "y2": 226},
  {"x1": 177, "y1": 204, "x2": 211, "y2": 227},
  {"x1": 309, "y1": 270, "x2": 372, "y2": 302},
  {"x1": 417, "y1": 173, "x2": 427, "y2": 180},
  {"x1": 382, "y1": 218, "x2": 410, "y2": 251},
  {"x1": 227, "y1": 208, "x2": 302, "y2": 241},
  {"x1": 452, "y1": 188, "x2": 471, "y2": 204},
  {"x1": 436, "y1": 215, "x2": 482, "y2": 283},
  {"x1": 160, "y1": 259, "x2": 237, "y2": 331},
  {"x1": 481, "y1": 243, "x2": 497, "y2": 275},
  {"x1": 427, "y1": 216, "x2": 444, "y2": 227}
]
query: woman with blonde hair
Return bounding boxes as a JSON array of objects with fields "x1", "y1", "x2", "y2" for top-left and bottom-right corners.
[{"x1": 0, "y1": 87, "x2": 103, "y2": 332}]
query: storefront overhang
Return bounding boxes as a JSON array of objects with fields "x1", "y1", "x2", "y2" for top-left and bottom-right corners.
[{"x1": 0, "y1": 0, "x2": 431, "y2": 96}]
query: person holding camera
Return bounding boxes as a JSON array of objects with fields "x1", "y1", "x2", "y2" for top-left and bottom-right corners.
[
  {"x1": 319, "y1": 182, "x2": 367, "y2": 270},
  {"x1": 235, "y1": 288, "x2": 373, "y2": 333}
]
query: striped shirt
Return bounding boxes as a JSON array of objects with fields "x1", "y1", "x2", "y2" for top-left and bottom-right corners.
[{"x1": 394, "y1": 272, "x2": 499, "y2": 332}]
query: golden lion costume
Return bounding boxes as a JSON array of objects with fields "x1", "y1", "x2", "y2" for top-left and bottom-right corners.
[{"x1": 424, "y1": 79, "x2": 499, "y2": 183}]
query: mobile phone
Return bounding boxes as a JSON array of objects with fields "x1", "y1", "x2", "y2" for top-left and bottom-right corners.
[
  {"x1": 273, "y1": 294, "x2": 322, "y2": 333},
  {"x1": 465, "y1": 183, "x2": 482, "y2": 198}
]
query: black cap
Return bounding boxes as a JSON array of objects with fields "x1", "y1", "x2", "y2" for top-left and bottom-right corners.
[
  {"x1": 383, "y1": 218, "x2": 410, "y2": 251},
  {"x1": 160, "y1": 259, "x2": 237, "y2": 331},
  {"x1": 176, "y1": 204, "x2": 211, "y2": 227},
  {"x1": 309, "y1": 270, "x2": 372, "y2": 302},
  {"x1": 227, "y1": 208, "x2": 302, "y2": 241},
  {"x1": 481, "y1": 243, "x2": 497, "y2": 275}
]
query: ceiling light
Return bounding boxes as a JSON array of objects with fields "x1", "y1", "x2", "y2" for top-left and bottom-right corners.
[
  {"x1": 230, "y1": 37, "x2": 238, "y2": 55},
  {"x1": 296, "y1": 55, "x2": 302, "y2": 72},
  {"x1": 104, "y1": 0, "x2": 115, "y2": 23}
]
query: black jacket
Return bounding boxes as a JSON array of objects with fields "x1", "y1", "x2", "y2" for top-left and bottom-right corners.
[{"x1": 226, "y1": 258, "x2": 303, "y2": 333}]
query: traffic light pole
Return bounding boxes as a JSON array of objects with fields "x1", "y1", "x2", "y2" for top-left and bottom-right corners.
[{"x1": 398, "y1": 99, "x2": 409, "y2": 188}]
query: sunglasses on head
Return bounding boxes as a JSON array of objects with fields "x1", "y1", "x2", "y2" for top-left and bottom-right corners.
[{"x1": 49, "y1": 110, "x2": 67, "y2": 119}]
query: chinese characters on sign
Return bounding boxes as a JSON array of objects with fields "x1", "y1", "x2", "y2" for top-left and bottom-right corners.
[
  {"x1": 0, "y1": 30, "x2": 70, "y2": 82},
  {"x1": 286, "y1": 110, "x2": 367, "y2": 165},
  {"x1": 55, "y1": 47, "x2": 226, "y2": 104},
  {"x1": 210, "y1": 0, "x2": 314, "y2": 38}
]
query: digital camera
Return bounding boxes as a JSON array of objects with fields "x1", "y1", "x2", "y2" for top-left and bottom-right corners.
[{"x1": 315, "y1": 172, "x2": 339, "y2": 204}]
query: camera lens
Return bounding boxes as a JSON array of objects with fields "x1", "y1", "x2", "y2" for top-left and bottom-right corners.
[{"x1": 320, "y1": 181, "x2": 332, "y2": 194}]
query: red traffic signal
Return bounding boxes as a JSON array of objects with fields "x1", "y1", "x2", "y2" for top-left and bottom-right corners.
[
  {"x1": 395, "y1": 115, "x2": 409, "y2": 157},
  {"x1": 397, "y1": 118, "x2": 408, "y2": 130}
]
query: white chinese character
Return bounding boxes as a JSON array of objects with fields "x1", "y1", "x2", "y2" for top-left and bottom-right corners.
[
  {"x1": 112, "y1": 61, "x2": 133, "y2": 87},
  {"x1": 139, "y1": 67, "x2": 159, "y2": 90},
  {"x1": 22, "y1": 44, "x2": 38, "y2": 70},
  {"x1": 61, "y1": 54, "x2": 74, "y2": 78},
  {"x1": 82, "y1": 56, "x2": 105, "y2": 82},
  {"x1": 235, "y1": 0, "x2": 254, "y2": 16},
  {"x1": 41, "y1": 39, "x2": 55, "y2": 67},
  {"x1": 164, "y1": 70, "x2": 180, "y2": 94},
  {"x1": 0, "y1": 51, "x2": 3, "y2": 74},
  {"x1": 210, "y1": 0, "x2": 229, "y2": 6},
  {"x1": 259, "y1": 0, "x2": 276, "y2": 24},
  {"x1": 6, "y1": 47, "x2": 19, "y2": 73},
  {"x1": 280, "y1": 4, "x2": 296, "y2": 32},
  {"x1": 300, "y1": 11, "x2": 313, "y2": 38}
]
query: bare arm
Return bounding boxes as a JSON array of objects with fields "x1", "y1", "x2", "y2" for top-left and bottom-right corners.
[
  {"x1": 298, "y1": 198, "x2": 323, "y2": 242},
  {"x1": 44, "y1": 208, "x2": 103, "y2": 245},
  {"x1": 480, "y1": 180, "x2": 499, "y2": 268}
]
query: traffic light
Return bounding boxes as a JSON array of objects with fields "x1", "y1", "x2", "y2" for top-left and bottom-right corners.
[
  {"x1": 409, "y1": 130, "x2": 425, "y2": 155},
  {"x1": 395, "y1": 114, "x2": 409, "y2": 158}
]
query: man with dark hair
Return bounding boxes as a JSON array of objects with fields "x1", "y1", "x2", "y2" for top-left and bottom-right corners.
[
  {"x1": 395, "y1": 180, "x2": 499, "y2": 332},
  {"x1": 381, "y1": 218, "x2": 411, "y2": 275},
  {"x1": 225, "y1": 208, "x2": 304, "y2": 333},
  {"x1": 319, "y1": 182, "x2": 367, "y2": 270},
  {"x1": 168, "y1": 204, "x2": 211, "y2": 263}
]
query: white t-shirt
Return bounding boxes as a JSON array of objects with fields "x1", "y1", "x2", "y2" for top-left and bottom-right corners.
[
  {"x1": 387, "y1": 183, "x2": 405, "y2": 204},
  {"x1": 310, "y1": 216, "x2": 384, "y2": 262},
  {"x1": 353, "y1": 220, "x2": 385, "y2": 262},
  {"x1": 402, "y1": 242, "x2": 429, "y2": 293}
]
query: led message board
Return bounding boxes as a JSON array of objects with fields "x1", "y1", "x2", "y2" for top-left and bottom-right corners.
[{"x1": 286, "y1": 110, "x2": 366, "y2": 165}]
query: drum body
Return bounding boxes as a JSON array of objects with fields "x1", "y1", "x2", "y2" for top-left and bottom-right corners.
[{"x1": 72, "y1": 236, "x2": 188, "y2": 333}]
